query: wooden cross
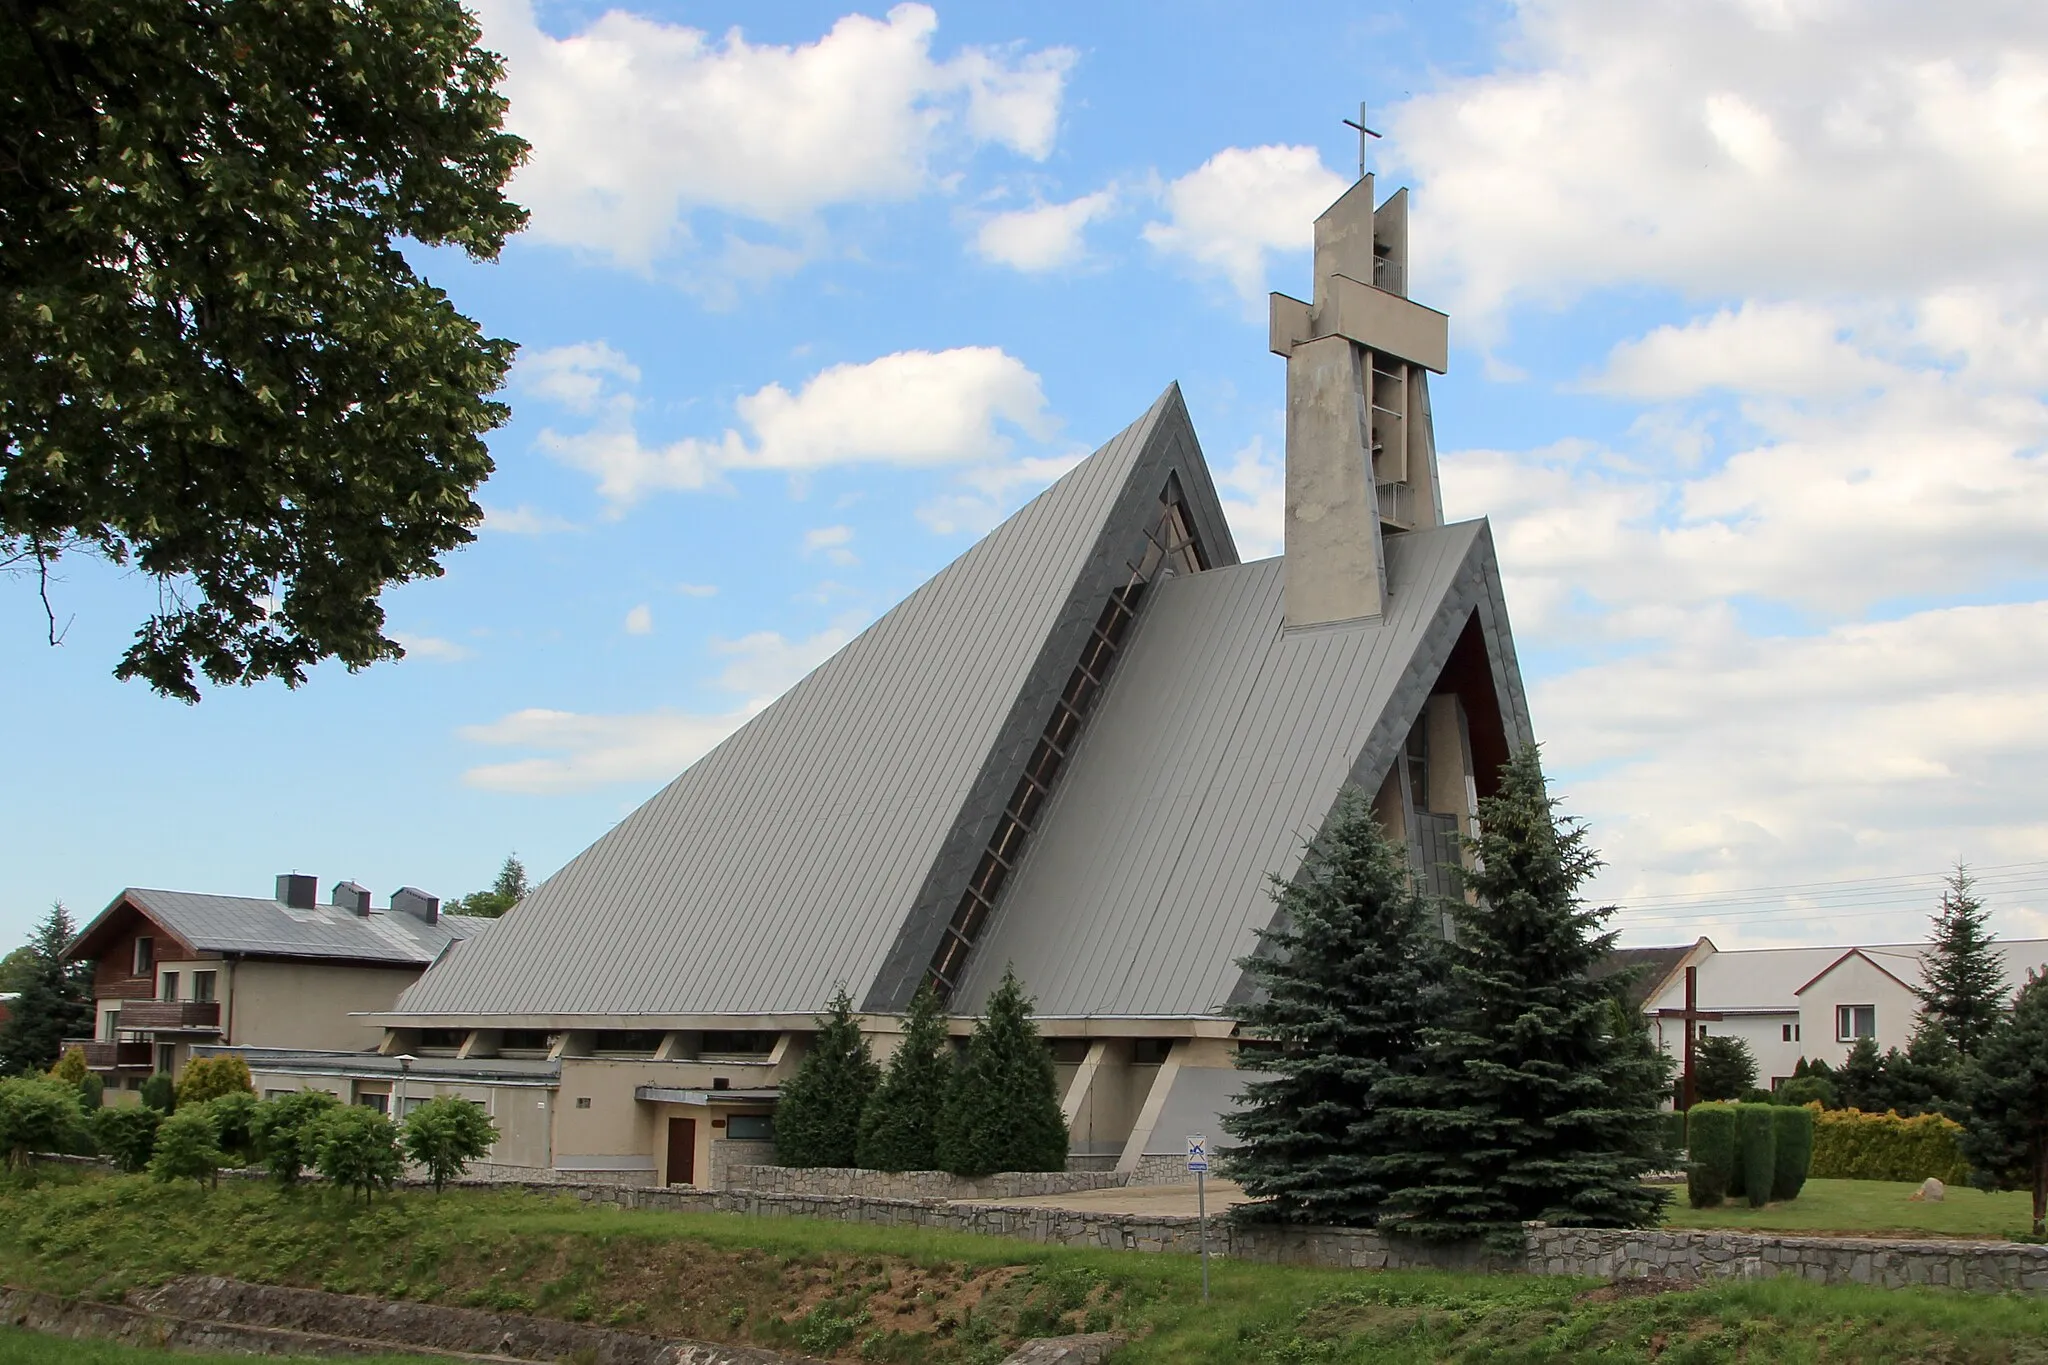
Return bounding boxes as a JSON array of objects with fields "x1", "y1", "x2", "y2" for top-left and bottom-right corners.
[
  {"x1": 1654, "y1": 965, "x2": 1723, "y2": 1111},
  {"x1": 1342, "y1": 102, "x2": 1382, "y2": 180}
]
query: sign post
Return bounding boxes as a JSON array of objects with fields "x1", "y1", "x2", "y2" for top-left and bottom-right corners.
[{"x1": 1186, "y1": 1134, "x2": 1210, "y2": 1302}]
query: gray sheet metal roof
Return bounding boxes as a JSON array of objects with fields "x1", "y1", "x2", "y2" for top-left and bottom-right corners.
[
  {"x1": 96, "y1": 889, "x2": 490, "y2": 966},
  {"x1": 949, "y1": 520, "x2": 1527, "y2": 1018},
  {"x1": 397, "y1": 386, "x2": 1238, "y2": 1020}
]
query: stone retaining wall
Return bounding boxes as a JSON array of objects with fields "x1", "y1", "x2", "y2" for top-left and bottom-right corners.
[
  {"x1": 721, "y1": 1165, "x2": 1123, "y2": 1202},
  {"x1": 508, "y1": 1180, "x2": 2048, "y2": 1296}
]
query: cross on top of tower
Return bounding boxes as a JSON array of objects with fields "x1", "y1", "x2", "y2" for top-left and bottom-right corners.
[{"x1": 1341, "y1": 102, "x2": 1381, "y2": 182}]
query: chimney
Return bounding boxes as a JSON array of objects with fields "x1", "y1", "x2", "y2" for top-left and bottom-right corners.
[
  {"x1": 332, "y1": 881, "x2": 372, "y2": 916},
  {"x1": 391, "y1": 887, "x2": 440, "y2": 925},
  {"x1": 276, "y1": 874, "x2": 317, "y2": 910}
]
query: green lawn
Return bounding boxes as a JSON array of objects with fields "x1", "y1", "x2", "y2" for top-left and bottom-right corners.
[
  {"x1": 0, "y1": 1329, "x2": 443, "y2": 1365},
  {"x1": 1664, "y1": 1178, "x2": 2041, "y2": 1241},
  {"x1": 5, "y1": 1170, "x2": 2048, "y2": 1363}
]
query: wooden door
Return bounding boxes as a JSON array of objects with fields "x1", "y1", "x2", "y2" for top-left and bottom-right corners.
[{"x1": 666, "y1": 1116, "x2": 696, "y2": 1186}]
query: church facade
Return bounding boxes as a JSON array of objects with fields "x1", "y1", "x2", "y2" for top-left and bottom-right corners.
[{"x1": 228, "y1": 171, "x2": 1535, "y2": 1186}]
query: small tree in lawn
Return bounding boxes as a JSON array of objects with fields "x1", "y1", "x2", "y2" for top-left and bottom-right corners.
[
  {"x1": 206, "y1": 1092, "x2": 262, "y2": 1165},
  {"x1": 857, "y1": 984, "x2": 952, "y2": 1172},
  {"x1": 149, "y1": 1107, "x2": 224, "y2": 1186},
  {"x1": 176, "y1": 1054, "x2": 255, "y2": 1109},
  {"x1": 0, "y1": 1075, "x2": 87, "y2": 1168},
  {"x1": 1961, "y1": 970, "x2": 2048, "y2": 1237},
  {"x1": 94, "y1": 1105, "x2": 163, "y2": 1173},
  {"x1": 775, "y1": 988, "x2": 880, "y2": 1168},
  {"x1": 1916, "y1": 865, "x2": 2006, "y2": 1060},
  {"x1": 139, "y1": 1073, "x2": 177, "y2": 1114},
  {"x1": 1837, "y1": 1036, "x2": 1888, "y2": 1112},
  {"x1": 315, "y1": 1106, "x2": 404, "y2": 1203},
  {"x1": 1223, "y1": 786, "x2": 1441, "y2": 1225},
  {"x1": 1694, "y1": 1035, "x2": 1758, "y2": 1103},
  {"x1": 401, "y1": 1096, "x2": 498, "y2": 1191},
  {"x1": 252, "y1": 1089, "x2": 341, "y2": 1185},
  {"x1": 937, "y1": 967, "x2": 1068, "y2": 1177},
  {"x1": 1376, "y1": 747, "x2": 1671, "y2": 1247}
]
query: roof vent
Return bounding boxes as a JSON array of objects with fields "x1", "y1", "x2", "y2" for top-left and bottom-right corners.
[
  {"x1": 332, "y1": 881, "x2": 372, "y2": 916},
  {"x1": 391, "y1": 887, "x2": 440, "y2": 926},
  {"x1": 276, "y1": 874, "x2": 317, "y2": 910}
]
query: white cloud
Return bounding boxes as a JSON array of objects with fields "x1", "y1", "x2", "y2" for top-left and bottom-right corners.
[
  {"x1": 674, "y1": 583, "x2": 719, "y2": 598},
  {"x1": 803, "y1": 524, "x2": 859, "y2": 566},
  {"x1": 515, "y1": 341, "x2": 641, "y2": 412},
  {"x1": 482, "y1": 504, "x2": 580, "y2": 535},
  {"x1": 1590, "y1": 302, "x2": 1898, "y2": 400},
  {"x1": 462, "y1": 617, "x2": 862, "y2": 793},
  {"x1": 915, "y1": 451, "x2": 1083, "y2": 535},
  {"x1": 1213, "y1": 436, "x2": 1284, "y2": 560},
  {"x1": 393, "y1": 633, "x2": 474, "y2": 663},
  {"x1": 623, "y1": 604, "x2": 653, "y2": 635},
  {"x1": 474, "y1": 0, "x2": 1074, "y2": 268},
  {"x1": 1142, "y1": 145, "x2": 1347, "y2": 306},
  {"x1": 974, "y1": 187, "x2": 1116, "y2": 270},
  {"x1": 535, "y1": 345, "x2": 1055, "y2": 509}
]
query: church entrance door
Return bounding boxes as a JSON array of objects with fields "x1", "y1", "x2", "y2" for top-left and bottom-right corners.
[{"x1": 667, "y1": 1116, "x2": 696, "y2": 1186}]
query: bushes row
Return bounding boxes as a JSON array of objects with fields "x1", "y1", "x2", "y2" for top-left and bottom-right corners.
[
  {"x1": 1685, "y1": 1102, "x2": 1814, "y2": 1208},
  {"x1": 1809, "y1": 1107, "x2": 1969, "y2": 1184}
]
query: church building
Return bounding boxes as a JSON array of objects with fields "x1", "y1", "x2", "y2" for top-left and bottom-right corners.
[{"x1": 228, "y1": 170, "x2": 1534, "y2": 1186}]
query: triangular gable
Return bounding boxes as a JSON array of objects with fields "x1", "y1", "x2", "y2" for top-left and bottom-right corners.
[
  {"x1": 68, "y1": 892, "x2": 193, "y2": 964},
  {"x1": 1794, "y1": 947, "x2": 1918, "y2": 997}
]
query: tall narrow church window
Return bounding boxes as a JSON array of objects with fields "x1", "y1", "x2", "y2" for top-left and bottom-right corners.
[{"x1": 925, "y1": 481, "x2": 1209, "y2": 997}]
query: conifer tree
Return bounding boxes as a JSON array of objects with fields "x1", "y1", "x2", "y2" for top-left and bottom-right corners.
[
  {"x1": 1222, "y1": 787, "x2": 1440, "y2": 1225},
  {"x1": 1837, "y1": 1035, "x2": 1887, "y2": 1111},
  {"x1": 1376, "y1": 747, "x2": 1670, "y2": 1247},
  {"x1": 0, "y1": 903, "x2": 95, "y2": 1075},
  {"x1": 774, "y1": 987, "x2": 879, "y2": 1168},
  {"x1": 856, "y1": 984, "x2": 952, "y2": 1172},
  {"x1": 937, "y1": 967, "x2": 1067, "y2": 1177},
  {"x1": 1916, "y1": 866, "x2": 2005, "y2": 1059},
  {"x1": 1693, "y1": 1035, "x2": 1758, "y2": 1102},
  {"x1": 1961, "y1": 972, "x2": 2048, "y2": 1236}
]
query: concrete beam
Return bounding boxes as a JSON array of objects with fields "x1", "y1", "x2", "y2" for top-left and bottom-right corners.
[
  {"x1": 1284, "y1": 334, "x2": 1386, "y2": 627},
  {"x1": 1315, "y1": 274, "x2": 1449, "y2": 373}
]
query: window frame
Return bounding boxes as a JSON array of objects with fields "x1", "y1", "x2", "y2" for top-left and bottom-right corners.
[
  {"x1": 159, "y1": 970, "x2": 179, "y2": 1001},
  {"x1": 1836, "y1": 1003, "x2": 1876, "y2": 1042},
  {"x1": 133, "y1": 936, "x2": 154, "y2": 975}
]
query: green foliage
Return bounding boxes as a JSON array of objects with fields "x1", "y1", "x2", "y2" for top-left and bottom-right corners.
[
  {"x1": 0, "y1": 1076, "x2": 87, "y2": 1167},
  {"x1": 856, "y1": 984, "x2": 951, "y2": 1172},
  {"x1": 314, "y1": 1105, "x2": 403, "y2": 1203},
  {"x1": 1735, "y1": 1103, "x2": 1777, "y2": 1207},
  {"x1": 148, "y1": 1107, "x2": 223, "y2": 1185},
  {"x1": 1222, "y1": 787, "x2": 1440, "y2": 1225},
  {"x1": 1773, "y1": 1075, "x2": 1837, "y2": 1109},
  {"x1": 1374, "y1": 748, "x2": 1671, "y2": 1245},
  {"x1": 75, "y1": 1074, "x2": 103, "y2": 1111},
  {"x1": 400, "y1": 1096, "x2": 498, "y2": 1191},
  {"x1": 1685, "y1": 1102, "x2": 1737, "y2": 1209},
  {"x1": 774, "y1": 987, "x2": 879, "y2": 1168},
  {"x1": 1693, "y1": 1035, "x2": 1758, "y2": 1103},
  {"x1": 447, "y1": 855, "x2": 530, "y2": 918},
  {"x1": 1836, "y1": 1036, "x2": 1885, "y2": 1112},
  {"x1": 175, "y1": 1054, "x2": 255, "y2": 1108},
  {"x1": 1835, "y1": 1030, "x2": 1964, "y2": 1120},
  {"x1": 47, "y1": 1047, "x2": 88, "y2": 1087},
  {"x1": 1916, "y1": 865, "x2": 2007, "y2": 1060},
  {"x1": 137, "y1": 1074, "x2": 176, "y2": 1114},
  {"x1": 937, "y1": 967, "x2": 1069, "y2": 1177},
  {"x1": 1771, "y1": 1105, "x2": 1814, "y2": 1202},
  {"x1": 92, "y1": 1105, "x2": 161, "y2": 1173},
  {"x1": 1, "y1": 0, "x2": 527, "y2": 698},
  {"x1": 203, "y1": 1092, "x2": 260, "y2": 1163},
  {"x1": 1662, "y1": 1109, "x2": 1688, "y2": 1161},
  {"x1": 1961, "y1": 970, "x2": 2048, "y2": 1236},
  {"x1": 0, "y1": 904, "x2": 95, "y2": 1076},
  {"x1": 250, "y1": 1088, "x2": 339, "y2": 1184},
  {"x1": 1810, "y1": 1107, "x2": 1969, "y2": 1184}
]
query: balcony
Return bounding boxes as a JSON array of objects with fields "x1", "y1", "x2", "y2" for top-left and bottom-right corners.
[
  {"x1": 118, "y1": 1000, "x2": 221, "y2": 1032},
  {"x1": 65, "y1": 1039, "x2": 154, "y2": 1071}
]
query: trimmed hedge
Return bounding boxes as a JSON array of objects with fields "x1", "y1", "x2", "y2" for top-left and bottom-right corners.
[
  {"x1": 1662, "y1": 1109, "x2": 1688, "y2": 1162},
  {"x1": 1735, "y1": 1103, "x2": 1777, "y2": 1207},
  {"x1": 1685, "y1": 1102, "x2": 1738, "y2": 1208},
  {"x1": 1771, "y1": 1104, "x2": 1814, "y2": 1201},
  {"x1": 1810, "y1": 1107, "x2": 1969, "y2": 1183}
]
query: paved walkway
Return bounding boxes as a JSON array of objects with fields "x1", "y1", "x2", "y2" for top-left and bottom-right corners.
[{"x1": 960, "y1": 1179, "x2": 1250, "y2": 1217}]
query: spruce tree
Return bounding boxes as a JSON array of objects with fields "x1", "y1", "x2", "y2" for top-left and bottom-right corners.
[
  {"x1": 1961, "y1": 971, "x2": 2048, "y2": 1236},
  {"x1": 1836, "y1": 1035, "x2": 1887, "y2": 1111},
  {"x1": 0, "y1": 903, "x2": 95, "y2": 1075},
  {"x1": 1222, "y1": 786, "x2": 1440, "y2": 1225},
  {"x1": 1915, "y1": 866, "x2": 2005, "y2": 1059},
  {"x1": 937, "y1": 967, "x2": 1067, "y2": 1177},
  {"x1": 1376, "y1": 747, "x2": 1670, "y2": 1247},
  {"x1": 856, "y1": 984, "x2": 952, "y2": 1172},
  {"x1": 774, "y1": 987, "x2": 879, "y2": 1168},
  {"x1": 1693, "y1": 1035, "x2": 1758, "y2": 1102}
]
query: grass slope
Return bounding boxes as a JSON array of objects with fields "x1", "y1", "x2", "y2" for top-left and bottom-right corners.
[
  {"x1": 0, "y1": 1329, "x2": 442, "y2": 1365},
  {"x1": 5, "y1": 1172, "x2": 2048, "y2": 1364},
  {"x1": 1665, "y1": 1178, "x2": 2041, "y2": 1241}
]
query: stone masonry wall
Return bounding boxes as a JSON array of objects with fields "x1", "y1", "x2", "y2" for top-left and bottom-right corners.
[
  {"x1": 721, "y1": 1165, "x2": 1122, "y2": 1201},
  {"x1": 501, "y1": 1180, "x2": 2048, "y2": 1296}
]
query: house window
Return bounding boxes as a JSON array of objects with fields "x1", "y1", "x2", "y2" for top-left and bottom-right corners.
[
  {"x1": 160, "y1": 971, "x2": 179, "y2": 1001},
  {"x1": 357, "y1": 1092, "x2": 389, "y2": 1114},
  {"x1": 133, "y1": 937, "x2": 154, "y2": 975},
  {"x1": 727, "y1": 1115, "x2": 773, "y2": 1140},
  {"x1": 193, "y1": 971, "x2": 216, "y2": 1003},
  {"x1": 1837, "y1": 1005, "x2": 1876, "y2": 1041},
  {"x1": 575, "y1": 1097, "x2": 592, "y2": 1109},
  {"x1": 1696, "y1": 1024, "x2": 1708, "y2": 1039},
  {"x1": 155, "y1": 1043, "x2": 176, "y2": 1074},
  {"x1": 1782, "y1": 1023, "x2": 1802, "y2": 1043}
]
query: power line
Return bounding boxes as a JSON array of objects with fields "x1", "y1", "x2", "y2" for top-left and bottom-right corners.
[{"x1": 1614, "y1": 858, "x2": 2048, "y2": 906}]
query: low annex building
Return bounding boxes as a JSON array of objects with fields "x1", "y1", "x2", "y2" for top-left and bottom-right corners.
[
  {"x1": 63, "y1": 874, "x2": 493, "y2": 1090},
  {"x1": 236, "y1": 170, "x2": 1536, "y2": 1187}
]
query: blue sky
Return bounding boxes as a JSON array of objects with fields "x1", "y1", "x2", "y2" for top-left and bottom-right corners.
[{"x1": 10, "y1": 0, "x2": 2048, "y2": 952}]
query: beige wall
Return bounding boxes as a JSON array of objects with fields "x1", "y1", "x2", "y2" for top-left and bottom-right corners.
[
  {"x1": 243, "y1": 1066, "x2": 554, "y2": 1169},
  {"x1": 1799, "y1": 957, "x2": 1921, "y2": 1064},
  {"x1": 228, "y1": 961, "x2": 422, "y2": 1052}
]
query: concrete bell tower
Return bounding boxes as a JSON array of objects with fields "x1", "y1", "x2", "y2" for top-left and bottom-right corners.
[{"x1": 1270, "y1": 173, "x2": 1450, "y2": 627}]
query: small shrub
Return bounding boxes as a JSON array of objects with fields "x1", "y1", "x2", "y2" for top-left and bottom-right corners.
[
  {"x1": 1774, "y1": 1075, "x2": 1838, "y2": 1109},
  {"x1": 94, "y1": 1104, "x2": 163, "y2": 1172},
  {"x1": 0, "y1": 1075, "x2": 88, "y2": 1168},
  {"x1": 1685, "y1": 1102, "x2": 1737, "y2": 1208},
  {"x1": 138, "y1": 1073, "x2": 176, "y2": 1113},
  {"x1": 48, "y1": 1047, "x2": 90, "y2": 1087},
  {"x1": 315, "y1": 1105, "x2": 403, "y2": 1203},
  {"x1": 1694, "y1": 1035, "x2": 1759, "y2": 1102},
  {"x1": 1662, "y1": 1109, "x2": 1688, "y2": 1162},
  {"x1": 1771, "y1": 1104, "x2": 1814, "y2": 1201},
  {"x1": 1811, "y1": 1107, "x2": 1969, "y2": 1183},
  {"x1": 176, "y1": 1054, "x2": 255, "y2": 1108},
  {"x1": 205, "y1": 1091, "x2": 261, "y2": 1163},
  {"x1": 400, "y1": 1096, "x2": 499, "y2": 1191},
  {"x1": 76, "y1": 1073, "x2": 104, "y2": 1110},
  {"x1": 251, "y1": 1089, "x2": 340, "y2": 1185},
  {"x1": 150, "y1": 1107, "x2": 224, "y2": 1185},
  {"x1": 1736, "y1": 1103, "x2": 1777, "y2": 1207}
]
